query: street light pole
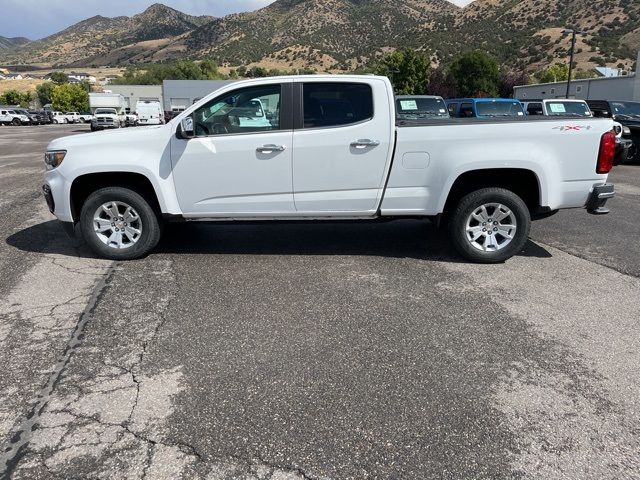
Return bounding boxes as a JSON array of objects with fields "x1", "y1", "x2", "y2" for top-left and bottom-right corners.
[{"x1": 562, "y1": 29, "x2": 581, "y2": 99}]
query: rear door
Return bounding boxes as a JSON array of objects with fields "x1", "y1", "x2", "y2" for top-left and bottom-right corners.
[{"x1": 291, "y1": 79, "x2": 394, "y2": 214}]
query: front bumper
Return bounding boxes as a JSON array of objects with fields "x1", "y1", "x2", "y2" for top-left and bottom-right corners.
[{"x1": 586, "y1": 183, "x2": 615, "y2": 215}]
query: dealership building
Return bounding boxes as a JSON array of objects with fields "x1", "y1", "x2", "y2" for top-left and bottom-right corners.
[
  {"x1": 514, "y1": 52, "x2": 640, "y2": 102},
  {"x1": 105, "y1": 85, "x2": 163, "y2": 113},
  {"x1": 161, "y1": 80, "x2": 234, "y2": 113}
]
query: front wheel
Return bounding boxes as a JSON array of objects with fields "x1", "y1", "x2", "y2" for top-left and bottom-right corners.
[
  {"x1": 12, "y1": 118, "x2": 21, "y2": 126},
  {"x1": 448, "y1": 188, "x2": 531, "y2": 263},
  {"x1": 79, "y1": 187, "x2": 162, "y2": 260}
]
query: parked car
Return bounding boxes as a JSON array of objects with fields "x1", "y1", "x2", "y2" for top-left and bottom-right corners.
[
  {"x1": 446, "y1": 98, "x2": 525, "y2": 118},
  {"x1": 13, "y1": 108, "x2": 39, "y2": 125},
  {"x1": 52, "y1": 111, "x2": 73, "y2": 124},
  {"x1": 28, "y1": 110, "x2": 48, "y2": 125},
  {"x1": 395, "y1": 95, "x2": 450, "y2": 121},
  {"x1": 43, "y1": 75, "x2": 616, "y2": 263},
  {"x1": 136, "y1": 100, "x2": 164, "y2": 125},
  {"x1": 64, "y1": 112, "x2": 82, "y2": 123},
  {"x1": 90, "y1": 108, "x2": 123, "y2": 131},
  {"x1": 78, "y1": 112, "x2": 94, "y2": 123},
  {"x1": 124, "y1": 112, "x2": 139, "y2": 127},
  {"x1": 587, "y1": 100, "x2": 640, "y2": 164},
  {"x1": 0, "y1": 108, "x2": 30, "y2": 126},
  {"x1": 522, "y1": 99, "x2": 593, "y2": 117}
]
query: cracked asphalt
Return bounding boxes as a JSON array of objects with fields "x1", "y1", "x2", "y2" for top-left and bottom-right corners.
[{"x1": 0, "y1": 124, "x2": 639, "y2": 479}]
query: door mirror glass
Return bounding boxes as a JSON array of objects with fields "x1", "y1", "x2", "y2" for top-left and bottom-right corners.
[{"x1": 179, "y1": 116, "x2": 194, "y2": 139}]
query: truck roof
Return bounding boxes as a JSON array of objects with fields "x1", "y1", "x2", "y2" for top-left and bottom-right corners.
[{"x1": 447, "y1": 98, "x2": 522, "y2": 103}]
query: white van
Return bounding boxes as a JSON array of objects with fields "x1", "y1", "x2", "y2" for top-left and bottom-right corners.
[{"x1": 135, "y1": 100, "x2": 164, "y2": 125}]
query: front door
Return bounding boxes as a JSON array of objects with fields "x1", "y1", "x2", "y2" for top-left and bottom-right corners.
[
  {"x1": 291, "y1": 80, "x2": 394, "y2": 214},
  {"x1": 170, "y1": 82, "x2": 295, "y2": 217}
]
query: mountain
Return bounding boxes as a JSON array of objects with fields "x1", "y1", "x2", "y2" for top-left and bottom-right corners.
[
  {"x1": 451, "y1": 0, "x2": 640, "y2": 71},
  {"x1": 0, "y1": 36, "x2": 30, "y2": 50},
  {"x1": 0, "y1": 4, "x2": 214, "y2": 66},
  {"x1": 1, "y1": 0, "x2": 639, "y2": 72},
  {"x1": 171, "y1": 0, "x2": 458, "y2": 70}
]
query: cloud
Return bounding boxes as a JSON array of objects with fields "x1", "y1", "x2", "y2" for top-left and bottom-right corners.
[{"x1": 0, "y1": 0, "x2": 276, "y2": 40}]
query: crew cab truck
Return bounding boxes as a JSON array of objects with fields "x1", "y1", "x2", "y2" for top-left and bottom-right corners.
[{"x1": 43, "y1": 75, "x2": 616, "y2": 263}]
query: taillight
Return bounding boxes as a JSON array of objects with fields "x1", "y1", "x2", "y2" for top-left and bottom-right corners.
[{"x1": 596, "y1": 131, "x2": 616, "y2": 174}]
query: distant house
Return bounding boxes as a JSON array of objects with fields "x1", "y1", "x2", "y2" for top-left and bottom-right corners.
[
  {"x1": 6, "y1": 73, "x2": 23, "y2": 80},
  {"x1": 69, "y1": 72, "x2": 97, "y2": 83},
  {"x1": 0, "y1": 73, "x2": 6, "y2": 80}
]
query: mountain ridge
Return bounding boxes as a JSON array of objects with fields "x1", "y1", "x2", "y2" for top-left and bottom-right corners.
[{"x1": 1, "y1": 0, "x2": 638, "y2": 72}]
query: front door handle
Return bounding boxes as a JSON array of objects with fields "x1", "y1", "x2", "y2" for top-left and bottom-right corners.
[
  {"x1": 351, "y1": 139, "x2": 381, "y2": 149},
  {"x1": 256, "y1": 144, "x2": 286, "y2": 154}
]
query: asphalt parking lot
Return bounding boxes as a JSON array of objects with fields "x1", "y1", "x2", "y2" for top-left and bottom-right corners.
[{"x1": 0, "y1": 124, "x2": 639, "y2": 479}]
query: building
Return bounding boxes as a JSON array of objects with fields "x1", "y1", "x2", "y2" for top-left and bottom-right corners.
[
  {"x1": 104, "y1": 85, "x2": 163, "y2": 114},
  {"x1": 162, "y1": 80, "x2": 234, "y2": 114},
  {"x1": 514, "y1": 52, "x2": 640, "y2": 102}
]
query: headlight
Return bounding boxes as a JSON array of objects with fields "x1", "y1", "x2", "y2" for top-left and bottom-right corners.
[
  {"x1": 623, "y1": 126, "x2": 631, "y2": 136},
  {"x1": 44, "y1": 150, "x2": 66, "y2": 169}
]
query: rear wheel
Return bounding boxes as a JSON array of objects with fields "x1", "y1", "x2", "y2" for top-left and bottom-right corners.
[
  {"x1": 448, "y1": 188, "x2": 531, "y2": 263},
  {"x1": 79, "y1": 187, "x2": 162, "y2": 260}
]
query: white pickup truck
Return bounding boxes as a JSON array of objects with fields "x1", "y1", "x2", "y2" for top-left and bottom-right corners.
[{"x1": 43, "y1": 75, "x2": 616, "y2": 262}]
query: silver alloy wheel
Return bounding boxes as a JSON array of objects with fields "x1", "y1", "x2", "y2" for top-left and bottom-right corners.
[
  {"x1": 465, "y1": 203, "x2": 517, "y2": 252},
  {"x1": 93, "y1": 201, "x2": 142, "y2": 250}
]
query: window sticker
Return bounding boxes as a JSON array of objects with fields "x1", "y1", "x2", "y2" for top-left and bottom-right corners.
[
  {"x1": 549, "y1": 103, "x2": 566, "y2": 113},
  {"x1": 400, "y1": 100, "x2": 418, "y2": 111}
]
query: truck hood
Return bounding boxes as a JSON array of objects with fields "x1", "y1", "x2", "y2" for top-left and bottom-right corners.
[{"x1": 46, "y1": 124, "x2": 167, "y2": 152}]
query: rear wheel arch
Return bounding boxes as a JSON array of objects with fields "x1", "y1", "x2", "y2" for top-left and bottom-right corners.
[
  {"x1": 442, "y1": 168, "x2": 542, "y2": 217},
  {"x1": 70, "y1": 172, "x2": 163, "y2": 223}
]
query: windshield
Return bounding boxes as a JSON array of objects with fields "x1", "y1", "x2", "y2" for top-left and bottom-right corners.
[
  {"x1": 475, "y1": 101, "x2": 523, "y2": 117},
  {"x1": 396, "y1": 97, "x2": 449, "y2": 118},
  {"x1": 610, "y1": 101, "x2": 640, "y2": 118},
  {"x1": 546, "y1": 101, "x2": 591, "y2": 117},
  {"x1": 95, "y1": 108, "x2": 117, "y2": 115}
]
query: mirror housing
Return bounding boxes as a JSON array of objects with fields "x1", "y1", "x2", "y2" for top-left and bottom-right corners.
[{"x1": 176, "y1": 116, "x2": 195, "y2": 140}]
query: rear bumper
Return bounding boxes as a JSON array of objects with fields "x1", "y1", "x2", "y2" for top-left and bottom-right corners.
[{"x1": 586, "y1": 183, "x2": 615, "y2": 215}]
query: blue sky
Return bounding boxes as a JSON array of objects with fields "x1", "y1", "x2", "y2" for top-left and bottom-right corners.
[{"x1": 1, "y1": 0, "x2": 473, "y2": 40}]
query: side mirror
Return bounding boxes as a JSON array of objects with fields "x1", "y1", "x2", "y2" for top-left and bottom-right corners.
[{"x1": 177, "y1": 116, "x2": 194, "y2": 139}]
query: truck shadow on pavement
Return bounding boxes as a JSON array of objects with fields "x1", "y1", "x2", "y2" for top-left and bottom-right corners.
[{"x1": 7, "y1": 219, "x2": 552, "y2": 261}]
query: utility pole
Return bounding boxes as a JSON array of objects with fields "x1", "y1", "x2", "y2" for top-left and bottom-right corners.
[{"x1": 562, "y1": 29, "x2": 581, "y2": 99}]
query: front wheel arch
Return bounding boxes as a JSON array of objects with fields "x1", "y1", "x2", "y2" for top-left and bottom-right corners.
[{"x1": 70, "y1": 172, "x2": 163, "y2": 223}]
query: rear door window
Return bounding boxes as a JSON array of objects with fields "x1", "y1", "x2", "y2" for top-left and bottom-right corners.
[
  {"x1": 302, "y1": 83, "x2": 373, "y2": 129},
  {"x1": 526, "y1": 103, "x2": 543, "y2": 115},
  {"x1": 460, "y1": 103, "x2": 474, "y2": 118}
]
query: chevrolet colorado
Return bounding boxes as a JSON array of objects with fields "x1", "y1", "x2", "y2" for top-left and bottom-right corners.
[{"x1": 43, "y1": 75, "x2": 616, "y2": 263}]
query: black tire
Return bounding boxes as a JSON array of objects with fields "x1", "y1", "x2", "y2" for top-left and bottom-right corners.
[
  {"x1": 12, "y1": 118, "x2": 21, "y2": 126},
  {"x1": 448, "y1": 188, "x2": 531, "y2": 264},
  {"x1": 90, "y1": 125, "x2": 97, "y2": 132},
  {"x1": 79, "y1": 187, "x2": 162, "y2": 260}
]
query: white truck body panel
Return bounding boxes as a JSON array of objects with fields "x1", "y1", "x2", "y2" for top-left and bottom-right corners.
[
  {"x1": 45, "y1": 75, "x2": 614, "y2": 226},
  {"x1": 89, "y1": 93, "x2": 126, "y2": 113}
]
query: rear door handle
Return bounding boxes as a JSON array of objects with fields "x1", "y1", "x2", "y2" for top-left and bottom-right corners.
[
  {"x1": 256, "y1": 144, "x2": 286, "y2": 154},
  {"x1": 351, "y1": 139, "x2": 380, "y2": 149}
]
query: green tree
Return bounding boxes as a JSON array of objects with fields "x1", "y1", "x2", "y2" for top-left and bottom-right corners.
[
  {"x1": 36, "y1": 81, "x2": 56, "y2": 106},
  {"x1": 199, "y1": 59, "x2": 220, "y2": 79},
  {"x1": 450, "y1": 50, "x2": 499, "y2": 97},
  {"x1": 51, "y1": 83, "x2": 89, "y2": 112},
  {"x1": 0, "y1": 90, "x2": 32, "y2": 107},
  {"x1": 375, "y1": 48, "x2": 430, "y2": 95},
  {"x1": 49, "y1": 71, "x2": 69, "y2": 85},
  {"x1": 533, "y1": 64, "x2": 570, "y2": 83}
]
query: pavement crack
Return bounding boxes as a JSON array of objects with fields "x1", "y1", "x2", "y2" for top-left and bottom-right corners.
[{"x1": 0, "y1": 264, "x2": 116, "y2": 480}]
